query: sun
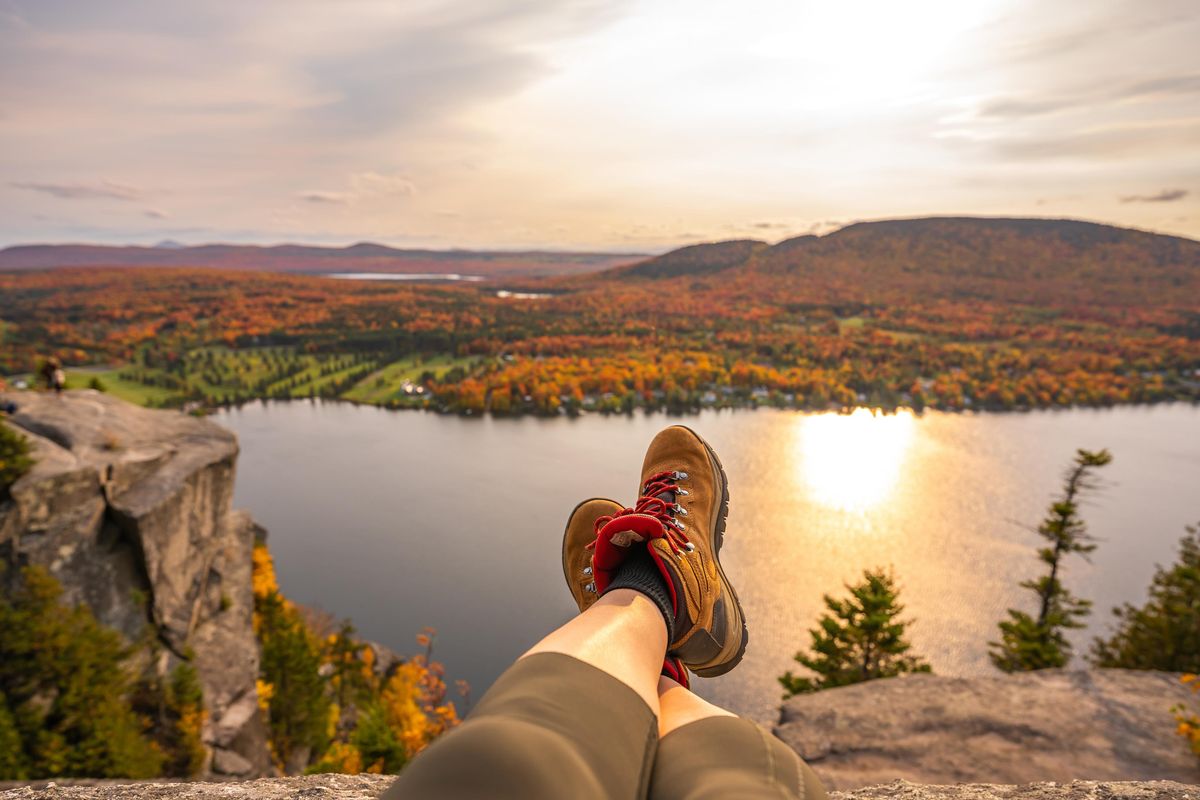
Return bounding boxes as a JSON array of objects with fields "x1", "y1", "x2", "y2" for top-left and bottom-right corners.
[{"x1": 796, "y1": 408, "x2": 917, "y2": 512}]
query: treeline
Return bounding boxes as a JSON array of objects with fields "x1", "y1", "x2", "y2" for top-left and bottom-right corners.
[
  {"x1": 1, "y1": 266, "x2": 1197, "y2": 416},
  {"x1": 251, "y1": 540, "x2": 463, "y2": 774}
]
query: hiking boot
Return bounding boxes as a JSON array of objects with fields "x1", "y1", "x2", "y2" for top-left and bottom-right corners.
[
  {"x1": 591, "y1": 426, "x2": 748, "y2": 677},
  {"x1": 562, "y1": 497, "x2": 622, "y2": 611},
  {"x1": 561, "y1": 497, "x2": 692, "y2": 689}
]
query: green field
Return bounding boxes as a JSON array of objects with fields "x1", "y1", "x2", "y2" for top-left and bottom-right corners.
[
  {"x1": 341, "y1": 355, "x2": 473, "y2": 405},
  {"x1": 64, "y1": 369, "x2": 181, "y2": 406},
  {"x1": 44, "y1": 348, "x2": 475, "y2": 410}
]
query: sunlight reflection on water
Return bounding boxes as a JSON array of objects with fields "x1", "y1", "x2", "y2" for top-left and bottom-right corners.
[{"x1": 797, "y1": 408, "x2": 916, "y2": 512}]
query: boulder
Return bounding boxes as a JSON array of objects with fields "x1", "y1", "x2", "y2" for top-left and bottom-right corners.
[
  {"x1": 776, "y1": 670, "x2": 1200, "y2": 790},
  {"x1": 0, "y1": 390, "x2": 269, "y2": 777}
]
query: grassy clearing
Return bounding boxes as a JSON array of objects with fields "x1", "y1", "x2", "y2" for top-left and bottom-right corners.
[
  {"x1": 65, "y1": 369, "x2": 180, "y2": 405},
  {"x1": 341, "y1": 355, "x2": 472, "y2": 405},
  {"x1": 49, "y1": 348, "x2": 470, "y2": 408}
]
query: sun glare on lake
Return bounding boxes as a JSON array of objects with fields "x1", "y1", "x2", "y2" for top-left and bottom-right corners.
[{"x1": 796, "y1": 408, "x2": 917, "y2": 512}]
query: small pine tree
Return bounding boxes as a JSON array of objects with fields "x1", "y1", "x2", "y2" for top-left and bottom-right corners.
[
  {"x1": 252, "y1": 543, "x2": 332, "y2": 772},
  {"x1": 779, "y1": 569, "x2": 931, "y2": 697},
  {"x1": 1090, "y1": 522, "x2": 1199, "y2": 672},
  {"x1": 990, "y1": 448, "x2": 1111, "y2": 672},
  {"x1": 0, "y1": 420, "x2": 34, "y2": 495}
]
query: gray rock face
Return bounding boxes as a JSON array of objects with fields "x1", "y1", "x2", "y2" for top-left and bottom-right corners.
[
  {"x1": 1, "y1": 776, "x2": 1196, "y2": 800},
  {"x1": 776, "y1": 670, "x2": 1200, "y2": 791},
  {"x1": 0, "y1": 390, "x2": 268, "y2": 777}
]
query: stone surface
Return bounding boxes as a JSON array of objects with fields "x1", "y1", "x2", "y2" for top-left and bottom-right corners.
[
  {"x1": 0, "y1": 776, "x2": 1196, "y2": 800},
  {"x1": 776, "y1": 670, "x2": 1200, "y2": 791},
  {"x1": 0, "y1": 390, "x2": 269, "y2": 777}
]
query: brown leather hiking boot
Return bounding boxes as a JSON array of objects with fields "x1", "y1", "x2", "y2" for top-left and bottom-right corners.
[
  {"x1": 561, "y1": 497, "x2": 622, "y2": 611},
  {"x1": 561, "y1": 497, "x2": 693, "y2": 689},
  {"x1": 591, "y1": 426, "x2": 748, "y2": 678}
]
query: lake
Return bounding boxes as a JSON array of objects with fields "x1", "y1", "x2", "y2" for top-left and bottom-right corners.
[{"x1": 216, "y1": 402, "x2": 1200, "y2": 723}]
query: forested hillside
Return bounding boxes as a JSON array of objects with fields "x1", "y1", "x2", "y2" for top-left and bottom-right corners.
[{"x1": 1, "y1": 217, "x2": 1197, "y2": 415}]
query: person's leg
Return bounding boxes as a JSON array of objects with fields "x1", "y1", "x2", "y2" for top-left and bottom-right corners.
[
  {"x1": 655, "y1": 675, "x2": 736, "y2": 739},
  {"x1": 382, "y1": 590, "x2": 668, "y2": 800},
  {"x1": 523, "y1": 588, "x2": 667, "y2": 712},
  {"x1": 650, "y1": 677, "x2": 828, "y2": 800}
]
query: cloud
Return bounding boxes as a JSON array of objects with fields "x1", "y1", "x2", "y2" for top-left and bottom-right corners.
[
  {"x1": 977, "y1": 73, "x2": 1200, "y2": 121},
  {"x1": 349, "y1": 171, "x2": 416, "y2": 197},
  {"x1": 1120, "y1": 188, "x2": 1189, "y2": 203},
  {"x1": 11, "y1": 180, "x2": 141, "y2": 200},
  {"x1": 300, "y1": 172, "x2": 416, "y2": 207},
  {"x1": 300, "y1": 191, "x2": 348, "y2": 204},
  {"x1": 985, "y1": 119, "x2": 1200, "y2": 162},
  {"x1": 143, "y1": 208, "x2": 168, "y2": 218}
]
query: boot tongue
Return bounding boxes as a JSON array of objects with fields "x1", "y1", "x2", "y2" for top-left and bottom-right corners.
[{"x1": 654, "y1": 488, "x2": 676, "y2": 504}]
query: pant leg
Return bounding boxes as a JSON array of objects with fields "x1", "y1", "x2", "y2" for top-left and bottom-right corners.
[
  {"x1": 383, "y1": 652, "x2": 658, "y2": 800},
  {"x1": 649, "y1": 717, "x2": 828, "y2": 800}
]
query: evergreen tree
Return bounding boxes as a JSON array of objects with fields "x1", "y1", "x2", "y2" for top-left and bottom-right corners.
[
  {"x1": 1090, "y1": 521, "x2": 1199, "y2": 672},
  {"x1": 327, "y1": 622, "x2": 371, "y2": 710},
  {"x1": 779, "y1": 569, "x2": 930, "y2": 697},
  {"x1": 990, "y1": 448, "x2": 1112, "y2": 672},
  {"x1": 0, "y1": 566, "x2": 163, "y2": 779},
  {"x1": 0, "y1": 690, "x2": 27, "y2": 779},
  {"x1": 257, "y1": 589, "x2": 331, "y2": 769},
  {"x1": 0, "y1": 420, "x2": 34, "y2": 495}
]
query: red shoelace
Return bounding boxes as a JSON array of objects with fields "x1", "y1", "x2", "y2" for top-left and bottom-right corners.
[{"x1": 588, "y1": 470, "x2": 694, "y2": 556}]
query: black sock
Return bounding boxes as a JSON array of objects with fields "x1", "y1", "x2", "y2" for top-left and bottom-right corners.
[{"x1": 606, "y1": 548, "x2": 675, "y2": 641}]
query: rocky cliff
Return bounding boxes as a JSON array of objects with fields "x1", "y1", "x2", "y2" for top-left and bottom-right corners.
[
  {"x1": 0, "y1": 390, "x2": 268, "y2": 778},
  {"x1": 776, "y1": 670, "x2": 1200, "y2": 791}
]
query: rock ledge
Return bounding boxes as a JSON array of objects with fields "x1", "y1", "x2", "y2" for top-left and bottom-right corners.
[{"x1": 1, "y1": 775, "x2": 1197, "y2": 800}]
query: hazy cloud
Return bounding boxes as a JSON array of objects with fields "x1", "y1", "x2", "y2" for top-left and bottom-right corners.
[
  {"x1": 300, "y1": 191, "x2": 348, "y2": 205},
  {"x1": 1121, "y1": 188, "x2": 1189, "y2": 203},
  {"x1": 349, "y1": 172, "x2": 416, "y2": 197},
  {"x1": 11, "y1": 180, "x2": 141, "y2": 201},
  {"x1": 1, "y1": 0, "x2": 1198, "y2": 247},
  {"x1": 991, "y1": 120, "x2": 1200, "y2": 161},
  {"x1": 977, "y1": 73, "x2": 1200, "y2": 120},
  {"x1": 300, "y1": 172, "x2": 416, "y2": 207}
]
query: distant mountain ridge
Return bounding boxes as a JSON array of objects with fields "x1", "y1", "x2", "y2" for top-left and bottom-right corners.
[
  {"x1": 619, "y1": 239, "x2": 769, "y2": 278},
  {"x1": 603, "y1": 217, "x2": 1200, "y2": 307},
  {"x1": 0, "y1": 241, "x2": 641, "y2": 278}
]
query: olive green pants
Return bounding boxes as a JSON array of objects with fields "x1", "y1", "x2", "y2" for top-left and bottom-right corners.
[{"x1": 383, "y1": 653, "x2": 827, "y2": 799}]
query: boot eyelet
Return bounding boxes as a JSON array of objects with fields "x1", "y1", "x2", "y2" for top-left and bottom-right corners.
[
  {"x1": 675, "y1": 505, "x2": 689, "y2": 516},
  {"x1": 673, "y1": 471, "x2": 689, "y2": 480},
  {"x1": 583, "y1": 566, "x2": 592, "y2": 575},
  {"x1": 684, "y1": 542, "x2": 696, "y2": 552},
  {"x1": 585, "y1": 582, "x2": 596, "y2": 593},
  {"x1": 676, "y1": 489, "x2": 689, "y2": 496}
]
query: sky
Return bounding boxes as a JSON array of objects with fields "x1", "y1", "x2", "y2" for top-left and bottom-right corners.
[{"x1": 1, "y1": 0, "x2": 1197, "y2": 251}]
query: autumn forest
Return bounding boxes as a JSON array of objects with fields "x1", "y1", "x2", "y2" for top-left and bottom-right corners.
[{"x1": 2, "y1": 217, "x2": 1198, "y2": 417}]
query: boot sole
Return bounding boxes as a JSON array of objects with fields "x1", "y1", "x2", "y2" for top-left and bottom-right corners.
[{"x1": 676, "y1": 426, "x2": 749, "y2": 678}]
